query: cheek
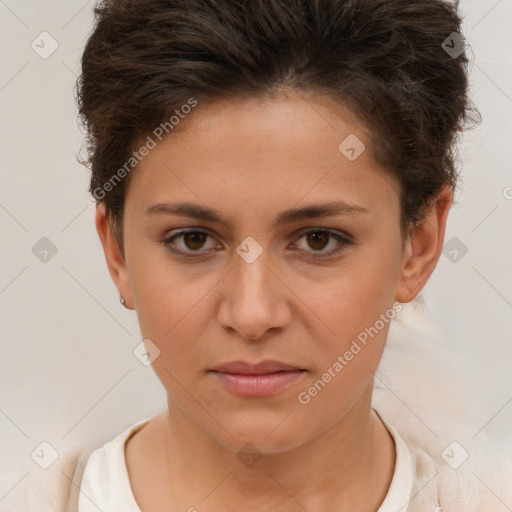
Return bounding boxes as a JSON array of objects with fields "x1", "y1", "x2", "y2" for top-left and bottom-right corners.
[
  {"x1": 308, "y1": 252, "x2": 400, "y2": 345},
  {"x1": 294, "y1": 281, "x2": 394, "y2": 424},
  {"x1": 298, "y1": 244, "x2": 401, "y2": 402},
  {"x1": 127, "y1": 249, "x2": 221, "y2": 374},
  {"x1": 131, "y1": 274, "x2": 211, "y2": 401}
]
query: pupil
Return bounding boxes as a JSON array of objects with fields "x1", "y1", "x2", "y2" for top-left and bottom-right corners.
[
  {"x1": 308, "y1": 232, "x2": 328, "y2": 250},
  {"x1": 185, "y1": 232, "x2": 206, "y2": 250}
]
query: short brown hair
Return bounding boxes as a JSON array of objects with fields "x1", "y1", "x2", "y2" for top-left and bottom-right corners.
[{"x1": 76, "y1": 0, "x2": 479, "y2": 254}]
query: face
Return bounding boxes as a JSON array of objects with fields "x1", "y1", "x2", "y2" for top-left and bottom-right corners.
[{"x1": 100, "y1": 91, "x2": 434, "y2": 454}]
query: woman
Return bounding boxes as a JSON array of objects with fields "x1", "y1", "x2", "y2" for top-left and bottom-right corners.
[{"x1": 67, "y1": 0, "x2": 508, "y2": 510}]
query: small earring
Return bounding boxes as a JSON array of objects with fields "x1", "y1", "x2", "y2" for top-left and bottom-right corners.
[{"x1": 120, "y1": 296, "x2": 127, "y2": 308}]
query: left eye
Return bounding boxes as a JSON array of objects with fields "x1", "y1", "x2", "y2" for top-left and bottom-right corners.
[{"x1": 293, "y1": 229, "x2": 352, "y2": 258}]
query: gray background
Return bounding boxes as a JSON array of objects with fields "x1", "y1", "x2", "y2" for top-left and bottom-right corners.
[{"x1": 1, "y1": 0, "x2": 511, "y2": 510}]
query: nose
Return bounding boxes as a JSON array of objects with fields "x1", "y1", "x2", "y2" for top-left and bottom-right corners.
[{"x1": 217, "y1": 247, "x2": 290, "y2": 341}]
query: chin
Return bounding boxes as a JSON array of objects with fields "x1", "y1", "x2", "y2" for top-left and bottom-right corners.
[{"x1": 209, "y1": 410, "x2": 310, "y2": 455}]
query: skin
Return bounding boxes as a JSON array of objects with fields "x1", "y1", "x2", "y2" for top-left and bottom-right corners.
[{"x1": 96, "y1": 89, "x2": 452, "y2": 512}]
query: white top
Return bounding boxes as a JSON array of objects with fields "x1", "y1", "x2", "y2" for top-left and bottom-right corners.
[{"x1": 78, "y1": 410, "x2": 434, "y2": 512}]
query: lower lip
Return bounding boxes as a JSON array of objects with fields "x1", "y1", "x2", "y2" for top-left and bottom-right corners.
[{"x1": 211, "y1": 370, "x2": 306, "y2": 397}]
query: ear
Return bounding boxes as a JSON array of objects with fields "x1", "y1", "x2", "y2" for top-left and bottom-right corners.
[
  {"x1": 395, "y1": 185, "x2": 453, "y2": 303},
  {"x1": 95, "y1": 204, "x2": 134, "y2": 309}
]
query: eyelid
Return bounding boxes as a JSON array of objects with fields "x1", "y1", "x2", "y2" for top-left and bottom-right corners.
[
  {"x1": 290, "y1": 227, "x2": 353, "y2": 259},
  {"x1": 160, "y1": 227, "x2": 222, "y2": 257},
  {"x1": 293, "y1": 226, "x2": 353, "y2": 243}
]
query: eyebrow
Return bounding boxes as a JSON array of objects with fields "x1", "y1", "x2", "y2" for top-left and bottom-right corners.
[{"x1": 145, "y1": 200, "x2": 370, "y2": 229}]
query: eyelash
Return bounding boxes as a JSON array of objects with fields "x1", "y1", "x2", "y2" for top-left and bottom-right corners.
[{"x1": 160, "y1": 228, "x2": 354, "y2": 260}]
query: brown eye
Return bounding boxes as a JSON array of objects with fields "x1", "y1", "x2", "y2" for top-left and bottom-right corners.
[
  {"x1": 182, "y1": 231, "x2": 207, "y2": 250},
  {"x1": 162, "y1": 229, "x2": 220, "y2": 256},
  {"x1": 306, "y1": 231, "x2": 330, "y2": 251},
  {"x1": 294, "y1": 229, "x2": 353, "y2": 259}
]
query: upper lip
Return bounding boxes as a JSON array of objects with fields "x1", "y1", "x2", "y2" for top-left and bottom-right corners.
[{"x1": 211, "y1": 360, "x2": 305, "y2": 375}]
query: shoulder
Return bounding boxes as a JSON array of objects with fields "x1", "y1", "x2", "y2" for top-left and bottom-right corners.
[
  {"x1": 380, "y1": 411, "x2": 512, "y2": 511},
  {"x1": 64, "y1": 415, "x2": 157, "y2": 512},
  {"x1": 434, "y1": 433, "x2": 512, "y2": 511},
  {"x1": 374, "y1": 308, "x2": 512, "y2": 510}
]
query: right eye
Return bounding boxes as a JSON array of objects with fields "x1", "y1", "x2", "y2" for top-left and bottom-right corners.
[{"x1": 160, "y1": 229, "x2": 222, "y2": 257}]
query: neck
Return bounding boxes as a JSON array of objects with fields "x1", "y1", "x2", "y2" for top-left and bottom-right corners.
[{"x1": 164, "y1": 386, "x2": 395, "y2": 512}]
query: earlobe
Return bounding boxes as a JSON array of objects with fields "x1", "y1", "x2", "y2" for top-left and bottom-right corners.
[
  {"x1": 395, "y1": 185, "x2": 453, "y2": 303},
  {"x1": 95, "y1": 204, "x2": 134, "y2": 309}
]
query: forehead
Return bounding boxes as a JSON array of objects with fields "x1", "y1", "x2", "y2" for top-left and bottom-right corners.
[{"x1": 126, "y1": 91, "x2": 400, "y2": 221}]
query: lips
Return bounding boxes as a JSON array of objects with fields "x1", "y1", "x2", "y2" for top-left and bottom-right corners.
[
  {"x1": 211, "y1": 360, "x2": 305, "y2": 375},
  {"x1": 209, "y1": 360, "x2": 306, "y2": 397}
]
